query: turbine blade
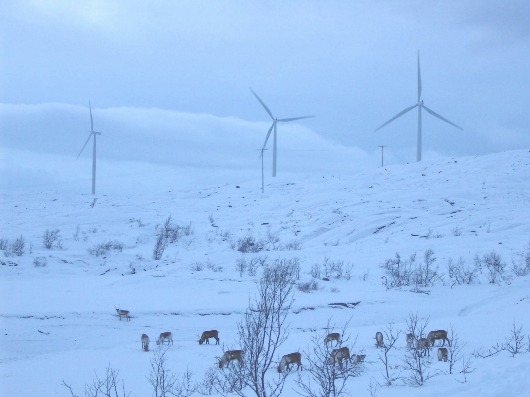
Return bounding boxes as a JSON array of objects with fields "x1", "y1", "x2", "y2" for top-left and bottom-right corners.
[
  {"x1": 89, "y1": 101, "x2": 94, "y2": 131},
  {"x1": 417, "y1": 51, "x2": 422, "y2": 102},
  {"x1": 277, "y1": 115, "x2": 315, "y2": 122},
  {"x1": 76, "y1": 132, "x2": 93, "y2": 159},
  {"x1": 374, "y1": 104, "x2": 418, "y2": 132},
  {"x1": 422, "y1": 105, "x2": 463, "y2": 130},
  {"x1": 249, "y1": 87, "x2": 274, "y2": 120},
  {"x1": 261, "y1": 123, "x2": 275, "y2": 155}
]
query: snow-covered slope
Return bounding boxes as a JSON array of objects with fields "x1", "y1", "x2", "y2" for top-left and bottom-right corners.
[{"x1": 1, "y1": 150, "x2": 529, "y2": 396}]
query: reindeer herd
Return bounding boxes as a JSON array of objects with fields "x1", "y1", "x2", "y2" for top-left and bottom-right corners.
[{"x1": 115, "y1": 307, "x2": 451, "y2": 372}]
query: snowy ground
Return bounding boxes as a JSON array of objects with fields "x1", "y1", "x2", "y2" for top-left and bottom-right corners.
[{"x1": 1, "y1": 150, "x2": 530, "y2": 396}]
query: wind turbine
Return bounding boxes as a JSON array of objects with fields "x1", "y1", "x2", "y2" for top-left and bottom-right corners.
[
  {"x1": 374, "y1": 52, "x2": 462, "y2": 161},
  {"x1": 76, "y1": 101, "x2": 101, "y2": 195},
  {"x1": 250, "y1": 88, "x2": 314, "y2": 177}
]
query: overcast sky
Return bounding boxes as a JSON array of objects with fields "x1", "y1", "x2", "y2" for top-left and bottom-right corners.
[{"x1": 1, "y1": 1, "x2": 529, "y2": 194}]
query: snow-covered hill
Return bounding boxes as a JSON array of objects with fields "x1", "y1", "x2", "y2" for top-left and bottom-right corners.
[{"x1": 1, "y1": 150, "x2": 530, "y2": 396}]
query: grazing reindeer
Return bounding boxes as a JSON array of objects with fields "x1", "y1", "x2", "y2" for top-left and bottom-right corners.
[
  {"x1": 199, "y1": 330, "x2": 220, "y2": 345},
  {"x1": 324, "y1": 332, "x2": 341, "y2": 346},
  {"x1": 406, "y1": 333, "x2": 416, "y2": 350},
  {"x1": 277, "y1": 352, "x2": 302, "y2": 373},
  {"x1": 141, "y1": 334, "x2": 150, "y2": 351},
  {"x1": 219, "y1": 350, "x2": 244, "y2": 368},
  {"x1": 375, "y1": 332, "x2": 384, "y2": 348},
  {"x1": 115, "y1": 306, "x2": 130, "y2": 321},
  {"x1": 437, "y1": 347, "x2": 448, "y2": 362},
  {"x1": 156, "y1": 332, "x2": 173, "y2": 346},
  {"x1": 352, "y1": 354, "x2": 366, "y2": 363},
  {"x1": 328, "y1": 347, "x2": 350, "y2": 369},
  {"x1": 416, "y1": 338, "x2": 430, "y2": 356},
  {"x1": 427, "y1": 330, "x2": 450, "y2": 347}
]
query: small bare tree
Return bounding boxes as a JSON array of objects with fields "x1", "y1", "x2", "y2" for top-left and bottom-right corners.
[
  {"x1": 401, "y1": 313, "x2": 436, "y2": 386},
  {"x1": 62, "y1": 365, "x2": 129, "y2": 397},
  {"x1": 295, "y1": 318, "x2": 362, "y2": 397},
  {"x1": 148, "y1": 348, "x2": 196, "y2": 397},
  {"x1": 377, "y1": 324, "x2": 401, "y2": 386},
  {"x1": 216, "y1": 259, "x2": 296, "y2": 397},
  {"x1": 446, "y1": 324, "x2": 467, "y2": 375},
  {"x1": 43, "y1": 229, "x2": 61, "y2": 249}
]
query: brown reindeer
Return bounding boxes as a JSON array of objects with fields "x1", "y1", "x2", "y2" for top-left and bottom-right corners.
[
  {"x1": 115, "y1": 307, "x2": 130, "y2": 321},
  {"x1": 324, "y1": 332, "x2": 341, "y2": 346},
  {"x1": 406, "y1": 333, "x2": 416, "y2": 350},
  {"x1": 141, "y1": 334, "x2": 150, "y2": 351},
  {"x1": 328, "y1": 347, "x2": 350, "y2": 369},
  {"x1": 199, "y1": 330, "x2": 220, "y2": 345},
  {"x1": 427, "y1": 330, "x2": 450, "y2": 347},
  {"x1": 375, "y1": 332, "x2": 384, "y2": 348},
  {"x1": 277, "y1": 352, "x2": 302, "y2": 373},
  {"x1": 416, "y1": 338, "x2": 430, "y2": 356},
  {"x1": 219, "y1": 350, "x2": 244, "y2": 368},
  {"x1": 156, "y1": 332, "x2": 173, "y2": 346},
  {"x1": 437, "y1": 347, "x2": 448, "y2": 362}
]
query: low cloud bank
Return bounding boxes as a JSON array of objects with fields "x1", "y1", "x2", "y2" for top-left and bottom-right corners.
[{"x1": 0, "y1": 103, "x2": 379, "y2": 195}]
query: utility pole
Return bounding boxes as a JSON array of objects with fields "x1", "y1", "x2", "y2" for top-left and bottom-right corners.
[
  {"x1": 258, "y1": 148, "x2": 268, "y2": 193},
  {"x1": 378, "y1": 145, "x2": 387, "y2": 167}
]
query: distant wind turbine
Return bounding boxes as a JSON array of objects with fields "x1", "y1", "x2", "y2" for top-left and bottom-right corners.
[
  {"x1": 374, "y1": 52, "x2": 462, "y2": 161},
  {"x1": 76, "y1": 101, "x2": 101, "y2": 195},
  {"x1": 250, "y1": 88, "x2": 314, "y2": 177}
]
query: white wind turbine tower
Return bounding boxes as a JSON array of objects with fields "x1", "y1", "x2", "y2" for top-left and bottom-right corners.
[
  {"x1": 374, "y1": 52, "x2": 462, "y2": 161},
  {"x1": 76, "y1": 101, "x2": 101, "y2": 195},
  {"x1": 250, "y1": 88, "x2": 314, "y2": 177}
]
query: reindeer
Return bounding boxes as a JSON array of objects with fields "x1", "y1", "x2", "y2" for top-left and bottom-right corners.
[
  {"x1": 352, "y1": 354, "x2": 366, "y2": 363},
  {"x1": 328, "y1": 346, "x2": 350, "y2": 369},
  {"x1": 437, "y1": 347, "x2": 448, "y2": 362},
  {"x1": 406, "y1": 333, "x2": 416, "y2": 350},
  {"x1": 199, "y1": 330, "x2": 220, "y2": 345},
  {"x1": 156, "y1": 332, "x2": 173, "y2": 346},
  {"x1": 324, "y1": 332, "x2": 341, "y2": 346},
  {"x1": 115, "y1": 306, "x2": 130, "y2": 321},
  {"x1": 375, "y1": 331, "x2": 384, "y2": 348},
  {"x1": 416, "y1": 338, "x2": 430, "y2": 356},
  {"x1": 277, "y1": 352, "x2": 302, "y2": 373},
  {"x1": 141, "y1": 334, "x2": 150, "y2": 351},
  {"x1": 427, "y1": 330, "x2": 450, "y2": 347},
  {"x1": 219, "y1": 350, "x2": 244, "y2": 368}
]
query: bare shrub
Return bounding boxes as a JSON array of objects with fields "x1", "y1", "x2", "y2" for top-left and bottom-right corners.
[
  {"x1": 87, "y1": 240, "x2": 124, "y2": 257},
  {"x1": 43, "y1": 229, "x2": 61, "y2": 249},
  {"x1": 413, "y1": 249, "x2": 442, "y2": 289},
  {"x1": 33, "y1": 256, "x2": 48, "y2": 267},
  {"x1": 148, "y1": 348, "x2": 196, "y2": 397},
  {"x1": 504, "y1": 322, "x2": 528, "y2": 357},
  {"x1": 321, "y1": 257, "x2": 348, "y2": 280},
  {"x1": 451, "y1": 226, "x2": 462, "y2": 236},
  {"x1": 381, "y1": 253, "x2": 415, "y2": 288},
  {"x1": 475, "y1": 251, "x2": 511, "y2": 284},
  {"x1": 206, "y1": 260, "x2": 223, "y2": 272},
  {"x1": 265, "y1": 228, "x2": 280, "y2": 245},
  {"x1": 295, "y1": 318, "x2": 362, "y2": 397},
  {"x1": 284, "y1": 239, "x2": 302, "y2": 251},
  {"x1": 401, "y1": 313, "x2": 436, "y2": 386},
  {"x1": 0, "y1": 237, "x2": 9, "y2": 251},
  {"x1": 153, "y1": 234, "x2": 167, "y2": 260},
  {"x1": 191, "y1": 262, "x2": 204, "y2": 271},
  {"x1": 447, "y1": 257, "x2": 479, "y2": 286},
  {"x1": 310, "y1": 263, "x2": 321, "y2": 279},
  {"x1": 236, "y1": 235, "x2": 264, "y2": 253},
  {"x1": 62, "y1": 365, "x2": 129, "y2": 397},
  {"x1": 512, "y1": 241, "x2": 530, "y2": 277},
  {"x1": 9, "y1": 235, "x2": 25, "y2": 256},
  {"x1": 298, "y1": 279, "x2": 319, "y2": 293},
  {"x1": 216, "y1": 260, "x2": 297, "y2": 397}
]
